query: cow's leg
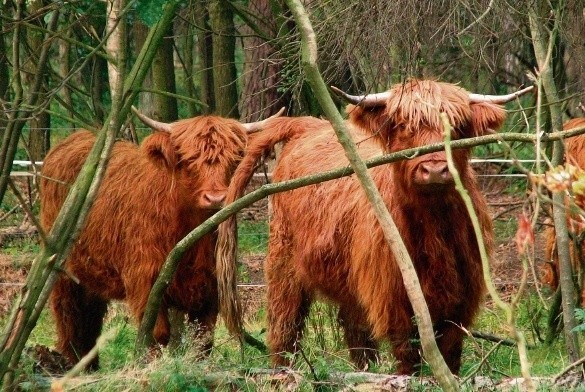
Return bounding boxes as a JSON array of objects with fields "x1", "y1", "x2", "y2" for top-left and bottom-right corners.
[
  {"x1": 151, "y1": 307, "x2": 172, "y2": 346},
  {"x1": 337, "y1": 304, "x2": 379, "y2": 369},
  {"x1": 126, "y1": 284, "x2": 171, "y2": 347},
  {"x1": 265, "y1": 268, "x2": 311, "y2": 367},
  {"x1": 435, "y1": 321, "x2": 465, "y2": 375},
  {"x1": 50, "y1": 276, "x2": 107, "y2": 370},
  {"x1": 391, "y1": 331, "x2": 422, "y2": 375}
]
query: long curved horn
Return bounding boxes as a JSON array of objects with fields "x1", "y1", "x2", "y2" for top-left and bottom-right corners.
[
  {"x1": 468, "y1": 85, "x2": 534, "y2": 104},
  {"x1": 330, "y1": 86, "x2": 391, "y2": 107},
  {"x1": 131, "y1": 106, "x2": 172, "y2": 133},
  {"x1": 242, "y1": 107, "x2": 286, "y2": 133}
]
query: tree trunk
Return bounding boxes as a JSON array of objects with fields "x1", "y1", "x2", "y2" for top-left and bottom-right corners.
[
  {"x1": 209, "y1": 0, "x2": 239, "y2": 118},
  {"x1": 25, "y1": 0, "x2": 51, "y2": 162},
  {"x1": 132, "y1": 22, "x2": 155, "y2": 120},
  {"x1": 58, "y1": 12, "x2": 75, "y2": 131},
  {"x1": 0, "y1": 4, "x2": 9, "y2": 139},
  {"x1": 105, "y1": 0, "x2": 127, "y2": 108},
  {"x1": 151, "y1": 24, "x2": 178, "y2": 121},
  {"x1": 194, "y1": 1, "x2": 214, "y2": 114},
  {"x1": 563, "y1": 0, "x2": 585, "y2": 117},
  {"x1": 239, "y1": 0, "x2": 287, "y2": 121},
  {"x1": 177, "y1": 8, "x2": 198, "y2": 116}
]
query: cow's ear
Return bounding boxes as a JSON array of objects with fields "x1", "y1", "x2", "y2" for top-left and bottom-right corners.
[
  {"x1": 470, "y1": 102, "x2": 507, "y2": 136},
  {"x1": 142, "y1": 132, "x2": 178, "y2": 169},
  {"x1": 346, "y1": 104, "x2": 388, "y2": 133}
]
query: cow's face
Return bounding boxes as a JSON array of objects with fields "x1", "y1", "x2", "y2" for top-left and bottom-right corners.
[
  {"x1": 143, "y1": 116, "x2": 248, "y2": 210},
  {"x1": 348, "y1": 81, "x2": 506, "y2": 195}
]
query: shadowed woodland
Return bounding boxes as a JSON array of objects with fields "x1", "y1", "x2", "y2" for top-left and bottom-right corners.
[{"x1": 1, "y1": 0, "x2": 585, "y2": 391}]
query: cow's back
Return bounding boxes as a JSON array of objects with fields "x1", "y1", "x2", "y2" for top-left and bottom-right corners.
[
  {"x1": 40, "y1": 131, "x2": 193, "y2": 300},
  {"x1": 40, "y1": 130, "x2": 96, "y2": 232},
  {"x1": 269, "y1": 126, "x2": 383, "y2": 300},
  {"x1": 565, "y1": 118, "x2": 585, "y2": 169}
]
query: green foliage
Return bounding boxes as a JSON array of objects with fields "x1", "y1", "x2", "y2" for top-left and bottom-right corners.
[
  {"x1": 237, "y1": 220, "x2": 269, "y2": 255},
  {"x1": 571, "y1": 308, "x2": 585, "y2": 333},
  {"x1": 134, "y1": 0, "x2": 171, "y2": 26}
]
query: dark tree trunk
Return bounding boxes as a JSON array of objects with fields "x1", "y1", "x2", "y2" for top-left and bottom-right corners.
[
  {"x1": 194, "y1": 0, "x2": 215, "y2": 114},
  {"x1": 240, "y1": 0, "x2": 288, "y2": 121},
  {"x1": 152, "y1": 24, "x2": 178, "y2": 121},
  {"x1": 181, "y1": 9, "x2": 198, "y2": 116},
  {"x1": 563, "y1": 0, "x2": 585, "y2": 117},
  {"x1": 132, "y1": 22, "x2": 155, "y2": 120},
  {"x1": 25, "y1": 0, "x2": 50, "y2": 161},
  {"x1": 209, "y1": 0, "x2": 239, "y2": 118},
  {"x1": 0, "y1": 6, "x2": 9, "y2": 139}
]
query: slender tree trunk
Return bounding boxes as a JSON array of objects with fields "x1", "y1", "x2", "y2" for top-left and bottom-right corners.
[
  {"x1": 152, "y1": 24, "x2": 178, "y2": 121},
  {"x1": 106, "y1": 0, "x2": 127, "y2": 107},
  {"x1": 239, "y1": 0, "x2": 285, "y2": 121},
  {"x1": 25, "y1": 0, "x2": 50, "y2": 162},
  {"x1": 182, "y1": 10, "x2": 198, "y2": 116},
  {"x1": 209, "y1": 0, "x2": 239, "y2": 118},
  {"x1": 194, "y1": 0, "x2": 214, "y2": 114},
  {"x1": 563, "y1": 0, "x2": 585, "y2": 117},
  {"x1": 132, "y1": 22, "x2": 155, "y2": 120},
  {"x1": 0, "y1": 5, "x2": 9, "y2": 139},
  {"x1": 58, "y1": 12, "x2": 75, "y2": 131},
  {"x1": 90, "y1": 54, "x2": 108, "y2": 125}
]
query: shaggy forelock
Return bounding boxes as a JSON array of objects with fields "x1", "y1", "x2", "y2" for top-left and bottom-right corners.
[
  {"x1": 385, "y1": 79, "x2": 472, "y2": 131},
  {"x1": 171, "y1": 116, "x2": 248, "y2": 169}
]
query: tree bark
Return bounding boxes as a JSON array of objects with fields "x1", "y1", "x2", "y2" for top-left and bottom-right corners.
[
  {"x1": 181, "y1": 10, "x2": 198, "y2": 116},
  {"x1": 25, "y1": 0, "x2": 51, "y2": 162},
  {"x1": 58, "y1": 12, "x2": 75, "y2": 131},
  {"x1": 239, "y1": 0, "x2": 287, "y2": 121},
  {"x1": 151, "y1": 24, "x2": 178, "y2": 121},
  {"x1": 0, "y1": 4, "x2": 9, "y2": 139},
  {"x1": 209, "y1": 0, "x2": 239, "y2": 118},
  {"x1": 194, "y1": 0, "x2": 214, "y2": 114},
  {"x1": 562, "y1": 0, "x2": 585, "y2": 117},
  {"x1": 105, "y1": 0, "x2": 126, "y2": 106}
]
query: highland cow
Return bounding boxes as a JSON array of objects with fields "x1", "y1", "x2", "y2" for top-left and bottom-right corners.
[
  {"x1": 40, "y1": 111, "x2": 276, "y2": 369},
  {"x1": 543, "y1": 117, "x2": 585, "y2": 306},
  {"x1": 217, "y1": 79, "x2": 532, "y2": 374}
]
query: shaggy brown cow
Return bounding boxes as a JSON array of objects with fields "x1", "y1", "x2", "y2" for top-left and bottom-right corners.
[
  {"x1": 40, "y1": 112, "x2": 274, "y2": 369},
  {"x1": 217, "y1": 79, "x2": 532, "y2": 374},
  {"x1": 543, "y1": 117, "x2": 585, "y2": 306}
]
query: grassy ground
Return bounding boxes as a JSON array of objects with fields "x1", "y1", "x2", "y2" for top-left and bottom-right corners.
[
  {"x1": 1, "y1": 227, "x2": 578, "y2": 391},
  {"x1": 1, "y1": 175, "x2": 583, "y2": 390}
]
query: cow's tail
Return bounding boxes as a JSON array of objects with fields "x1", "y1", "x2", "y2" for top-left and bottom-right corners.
[{"x1": 216, "y1": 116, "x2": 323, "y2": 340}]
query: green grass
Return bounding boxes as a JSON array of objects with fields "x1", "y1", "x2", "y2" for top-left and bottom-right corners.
[
  {"x1": 237, "y1": 220, "x2": 269, "y2": 256},
  {"x1": 4, "y1": 285, "x2": 579, "y2": 391},
  {"x1": 3, "y1": 206, "x2": 583, "y2": 391}
]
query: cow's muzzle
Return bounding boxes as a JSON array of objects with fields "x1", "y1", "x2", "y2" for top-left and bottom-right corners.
[
  {"x1": 200, "y1": 192, "x2": 227, "y2": 209},
  {"x1": 414, "y1": 160, "x2": 453, "y2": 186}
]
